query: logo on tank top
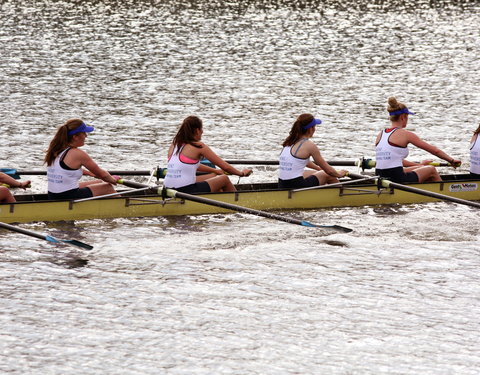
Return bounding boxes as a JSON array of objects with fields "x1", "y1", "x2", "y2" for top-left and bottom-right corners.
[{"x1": 448, "y1": 183, "x2": 478, "y2": 192}]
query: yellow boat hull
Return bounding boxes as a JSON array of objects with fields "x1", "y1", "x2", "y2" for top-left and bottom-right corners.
[{"x1": 1, "y1": 176, "x2": 479, "y2": 224}]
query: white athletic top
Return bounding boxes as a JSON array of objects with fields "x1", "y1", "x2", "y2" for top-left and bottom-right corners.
[
  {"x1": 164, "y1": 145, "x2": 200, "y2": 188},
  {"x1": 375, "y1": 129, "x2": 409, "y2": 169},
  {"x1": 47, "y1": 148, "x2": 83, "y2": 193},
  {"x1": 470, "y1": 135, "x2": 480, "y2": 174},
  {"x1": 279, "y1": 140, "x2": 310, "y2": 180}
]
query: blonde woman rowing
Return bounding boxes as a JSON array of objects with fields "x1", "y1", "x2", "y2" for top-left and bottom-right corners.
[{"x1": 375, "y1": 97, "x2": 461, "y2": 183}]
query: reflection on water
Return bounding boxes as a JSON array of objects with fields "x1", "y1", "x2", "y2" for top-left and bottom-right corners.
[{"x1": 0, "y1": 0, "x2": 479, "y2": 374}]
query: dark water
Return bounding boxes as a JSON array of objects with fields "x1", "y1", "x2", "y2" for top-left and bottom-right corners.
[{"x1": 0, "y1": 1, "x2": 479, "y2": 373}]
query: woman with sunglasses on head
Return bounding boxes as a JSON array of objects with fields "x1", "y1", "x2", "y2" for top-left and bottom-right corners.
[
  {"x1": 44, "y1": 119, "x2": 120, "y2": 200},
  {"x1": 164, "y1": 116, "x2": 252, "y2": 193},
  {"x1": 278, "y1": 113, "x2": 348, "y2": 189},
  {"x1": 375, "y1": 97, "x2": 461, "y2": 183}
]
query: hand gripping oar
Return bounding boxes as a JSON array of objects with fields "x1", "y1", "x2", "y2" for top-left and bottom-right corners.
[
  {"x1": 0, "y1": 222, "x2": 94, "y2": 250},
  {"x1": 348, "y1": 172, "x2": 480, "y2": 209},
  {"x1": 118, "y1": 180, "x2": 352, "y2": 233}
]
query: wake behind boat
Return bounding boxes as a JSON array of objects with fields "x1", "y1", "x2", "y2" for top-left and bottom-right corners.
[{"x1": 0, "y1": 173, "x2": 479, "y2": 224}]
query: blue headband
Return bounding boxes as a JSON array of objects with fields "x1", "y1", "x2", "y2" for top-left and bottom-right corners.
[
  {"x1": 303, "y1": 118, "x2": 322, "y2": 130},
  {"x1": 389, "y1": 108, "x2": 416, "y2": 116},
  {"x1": 68, "y1": 122, "x2": 95, "y2": 136}
]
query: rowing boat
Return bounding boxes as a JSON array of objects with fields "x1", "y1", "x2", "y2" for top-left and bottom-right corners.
[{"x1": 1, "y1": 173, "x2": 478, "y2": 224}]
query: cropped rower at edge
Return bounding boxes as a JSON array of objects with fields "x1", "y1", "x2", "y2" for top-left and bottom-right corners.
[
  {"x1": 278, "y1": 113, "x2": 348, "y2": 189},
  {"x1": 375, "y1": 97, "x2": 461, "y2": 183}
]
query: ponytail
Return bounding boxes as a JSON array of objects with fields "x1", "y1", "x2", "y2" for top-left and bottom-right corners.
[
  {"x1": 44, "y1": 119, "x2": 84, "y2": 166},
  {"x1": 172, "y1": 116, "x2": 203, "y2": 153},
  {"x1": 282, "y1": 114, "x2": 315, "y2": 147}
]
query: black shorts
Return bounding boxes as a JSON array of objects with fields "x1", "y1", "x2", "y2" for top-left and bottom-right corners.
[
  {"x1": 278, "y1": 175, "x2": 320, "y2": 189},
  {"x1": 376, "y1": 167, "x2": 419, "y2": 183},
  {"x1": 48, "y1": 187, "x2": 93, "y2": 200},
  {"x1": 171, "y1": 181, "x2": 211, "y2": 194}
]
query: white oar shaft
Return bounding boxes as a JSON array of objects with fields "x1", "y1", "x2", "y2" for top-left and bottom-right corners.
[{"x1": 73, "y1": 186, "x2": 152, "y2": 203}]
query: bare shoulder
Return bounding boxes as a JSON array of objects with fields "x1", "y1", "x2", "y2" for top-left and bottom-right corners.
[
  {"x1": 305, "y1": 139, "x2": 319, "y2": 150},
  {"x1": 69, "y1": 147, "x2": 90, "y2": 160}
]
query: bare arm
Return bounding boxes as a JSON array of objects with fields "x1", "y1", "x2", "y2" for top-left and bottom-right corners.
[
  {"x1": 198, "y1": 163, "x2": 224, "y2": 175},
  {"x1": 200, "y1": 144, "x2": 252, "y2": 177},
  {"x1": 306, "y1": 161, "x2": 321, "y2": 171},
  {"x1": 0, "y1": 172, "x2": 24, "y2": 187},
  {"x1": 406, "y1": 132, "x2": 460, "y2": 165},
  {"x1": 308, "y1": 143, "x2": 347, "y2": 178},
  {"x1": 76, "y1": 150, "x2": 118, "y2": 184}
]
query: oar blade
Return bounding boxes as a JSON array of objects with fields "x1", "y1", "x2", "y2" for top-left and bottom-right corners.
[
  {"x1": 46, "y1": 234, "x2": 94, "y2": 250},
  {"x1": 62, "y1": 239, "x2": 94, "y2": 250},
  {"x1": 319, "y1": 224, "x2": 353, "y2": 233},
  {"x1": 300, "y1": 220, "x2": 352, "y2": 232}
]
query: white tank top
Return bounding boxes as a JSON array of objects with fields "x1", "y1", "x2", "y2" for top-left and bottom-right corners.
[
  {"x1": 47, "y1": 148, "x2": 83, "y2": 193},
  {"x1": 279, "y1": 140, "x2": 310, "y2": 180},
  {"x1": 375, "y1": 129, "x2": 409, "y2": 169},
  {"x1": 164, "y1": 145, "x2": 200, "y2": 188},
  {"x1": 470, "y1": 135, "x2": 480, "y2": 174}
]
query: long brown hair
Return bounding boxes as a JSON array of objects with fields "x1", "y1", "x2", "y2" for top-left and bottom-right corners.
[
  {"x1": 44, "y1": 119, "x2": 84, "y2": 166},
  {"x1": 387, "y1": 96, "x2": 407, "y2": 122},
  {"x1": 172, "y1": 116, "x2": 203, "y2": 153},
  {"x1": 474, "y1": 123, "x2": 480, "y2": 135},
  {"x1": 282, "y1": 113, "x2": 315, "y2": 147}
]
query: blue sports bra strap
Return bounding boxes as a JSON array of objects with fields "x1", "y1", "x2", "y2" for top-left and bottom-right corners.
[{"x1": 292, "y1": 138, "x2": 309, "y2": 156}]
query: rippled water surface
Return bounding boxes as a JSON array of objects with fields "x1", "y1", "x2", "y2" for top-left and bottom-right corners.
[{"x1": 1, "y1": 0, "x2": 479, "y2": 374}]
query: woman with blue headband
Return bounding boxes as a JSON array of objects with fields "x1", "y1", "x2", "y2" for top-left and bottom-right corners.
[
  {"x1": 375, "y1": 97, "x2": 461, "y2": 183},
  {"x1": 278, "y1": 113, "x2": 347, "y2": 189},
  {"x1": 44, "y1": 119, "x2": 120, "y2": 200}
]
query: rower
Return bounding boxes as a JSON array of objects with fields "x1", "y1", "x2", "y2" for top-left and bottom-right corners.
[
  {"x1": 375, "y1": 97, "x2": 461, "y2": 183},
  {"x1": 469, "y1": 123, "x2": 480, "y2": 178},
  {"x1": 44, "y1": 119, "x2": 120, "y2": 200},
  {"x1": 278, "y1": 113, "x2": 347, "y2": 189},
  {"x1": 0, "y1": 172, "x2": 30, "y2": 203},
  {"x1": 164, "y1": 116, "x2": 252, "y2": 193}
]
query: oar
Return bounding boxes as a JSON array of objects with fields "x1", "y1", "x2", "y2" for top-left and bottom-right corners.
[
  {"x1": 0, "y1": 222, "x2": 94, "y2": 250},
  {"x1": 201, "y1": 160, "x2": 363, "y2": 167},
  {"x1": 2, "y1": 160, "x2": 455, "y2": 178},
  {"x1": 1, "y1": 183, "x2": 32, "y2": 188},
  {"x1": 0, "y1": 168, "x2": 158, "y2": 177},
  {"x1": 202, "y1": 159, "x2": 454, "y2": 169},
  {"x1": 348, "y1": 172, "x2": 480, "y2": 209},
  {"x1": 118, "y1": 179, "x2": 352, "y2": 233}
]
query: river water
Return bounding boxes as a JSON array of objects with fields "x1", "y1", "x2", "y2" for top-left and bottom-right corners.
[{"x1": 1, "y1": 0, "x2": 479, "y2": 374}]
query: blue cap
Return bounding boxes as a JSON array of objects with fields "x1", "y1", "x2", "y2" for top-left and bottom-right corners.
[
  {"x1": 389, "y1": 108, "x2": 416, "y2": 116},
  {"x1": 68, "y1": 122, "x2": 95, "y2": 136},
  {"x1": 303, "y1": 118, "x2": 322, "y2": 130}
]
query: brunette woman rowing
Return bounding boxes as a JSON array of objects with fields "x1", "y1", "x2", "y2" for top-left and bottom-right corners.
[
  {"x1": 44, "y1": 119, "x2": 120, "y2": 200},
  {"x1": 164, "y1": 116, "x2": 252, "y2": 193},
  {"x1": 278, "y1": 113, "x2": 347, "y2": 189}
]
